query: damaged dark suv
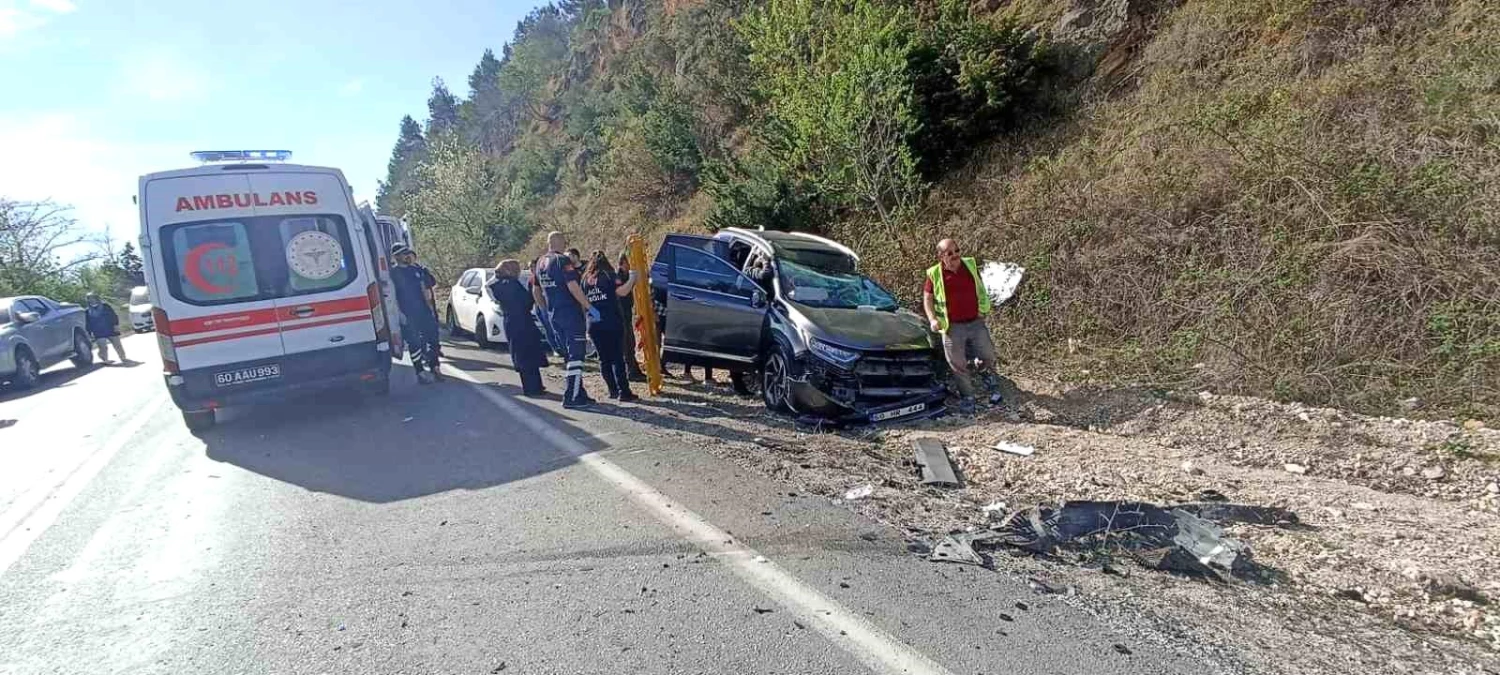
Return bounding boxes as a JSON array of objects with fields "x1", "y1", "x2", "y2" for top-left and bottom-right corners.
[{"x1": 651, "y1": 228, "x2": 946, "y2": 424}]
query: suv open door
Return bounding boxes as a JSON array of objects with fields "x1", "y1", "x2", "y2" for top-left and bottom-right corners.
[{"x1": 659, "y1": 242, "x2": 768, "y2": 369}]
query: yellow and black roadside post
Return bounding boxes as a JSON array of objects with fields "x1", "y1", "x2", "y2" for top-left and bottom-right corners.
[{"x1": 627, "y1": 234, "x2": 663, "y2": 396}]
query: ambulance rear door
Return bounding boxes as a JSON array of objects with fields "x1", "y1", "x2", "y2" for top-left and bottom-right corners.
[
  {"x1": 246, "y1": 170, "x2": 377, "y2": 358},
  {"x1": 144, "y1": 172, "x2": 287, "y2": 373}
]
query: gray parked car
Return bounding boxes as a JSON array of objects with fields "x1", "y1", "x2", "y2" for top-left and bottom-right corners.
[{"x1": 0, "y1": 295, "x2": 94, "y2": 389}]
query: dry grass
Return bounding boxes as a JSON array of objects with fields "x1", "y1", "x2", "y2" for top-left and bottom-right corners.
[{"x1": 840, "y1": 0, "x2": 1500, "y2": 420}]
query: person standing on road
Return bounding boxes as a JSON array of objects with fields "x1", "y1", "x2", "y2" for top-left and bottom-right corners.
[
  {"x1": 583, "y1": 251, "x2": 639, "y2": 402},
  {"x1": 922, "y1": 238, "x2": 1003, "y2": 414},
  {"x1": 534, "y1": 232, "x2": 599, "y2": 409},
  {"x1": 390, "y1": 243, "x2": 444, "y2": 384},
  {"x1": 615, "y1": 251, "x2": 646, "y2": 382},
  {"x1": 489, "y1": 259, "x2": 548, "y2": 398},
  {"x1": 529, "y1": 255, "x2": 565, "y2": 357},
  {"x1": 84, "y1": 293, "x2": 127, "y2": 364}
]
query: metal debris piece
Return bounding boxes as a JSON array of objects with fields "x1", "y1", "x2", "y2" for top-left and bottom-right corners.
[
  {"x1": 993, "y1": 441, "x2": 1035, "y2": 457},
  {"x1": 844, "y1": 485, "x2": 874, "y2": 500},
  {"x1": 912, "y1": 438, "x2": 961, "y2": 486},
  {"x1": 929, "y1": 535, "x2": 985, "y2": 566},
  {"x1": 981, "y1": 500, "x2": 1294, "y2": 580},
  {"x1": 1283, "y1": 463, "x2": 1307, "y2": 474}
]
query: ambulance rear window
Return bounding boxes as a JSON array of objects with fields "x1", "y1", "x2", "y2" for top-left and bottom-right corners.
[{"x1": 161, "y1": 215, "x2": 358, "y2": 306}]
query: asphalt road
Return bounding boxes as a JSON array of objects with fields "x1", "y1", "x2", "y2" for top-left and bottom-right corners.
[{"x1": 0, "y1": 333, "x2": 1207, "y2": 675}]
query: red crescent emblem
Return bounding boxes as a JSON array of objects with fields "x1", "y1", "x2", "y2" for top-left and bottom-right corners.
[{"x1": 184, "y1": 242, "x2": 235, "y2": 294}]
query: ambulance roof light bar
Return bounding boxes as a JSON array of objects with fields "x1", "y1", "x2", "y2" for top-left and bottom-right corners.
[{"x1": 190, "y1": 150, "x2": 293, "y2": 163}]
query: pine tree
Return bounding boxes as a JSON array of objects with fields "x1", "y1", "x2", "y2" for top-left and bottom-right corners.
[
  {"x1": 426, "y1": 77, "x2": 461, "y2": 137},
  {"x1": 118, "y1": 241, "x2": 144, "y2": 285},
  {"x1": 376, "y1": 115, "x2": 428, "y2": 215}
]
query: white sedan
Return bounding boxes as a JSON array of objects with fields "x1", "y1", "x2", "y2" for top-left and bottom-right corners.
[
  {"x1": 446, "y1": 268, "x2": 508, "y2": 348},
  {"x1": 444, "y1": 268, "x2": 595, "y2": 355}
]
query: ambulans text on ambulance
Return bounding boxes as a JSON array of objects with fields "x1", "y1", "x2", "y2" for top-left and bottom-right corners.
[{"x1": 173, "y1": 191, "x2": 320, "y2": 212}]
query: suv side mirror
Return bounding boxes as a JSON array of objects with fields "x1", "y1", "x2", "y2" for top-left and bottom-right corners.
[
  {"x1": 15, "y1": 311, "x2": 40, "y2": 324},
  {"x1": 751, "y1": 289, "x2": 767, "y2": 308},
  {"x1": 466, "y1": 287, "x2": 481, "y2": 296}
]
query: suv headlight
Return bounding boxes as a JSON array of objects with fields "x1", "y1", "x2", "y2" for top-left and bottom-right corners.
[{"x1": 809, "y1": 339, "x2": 860, "y2": 368}]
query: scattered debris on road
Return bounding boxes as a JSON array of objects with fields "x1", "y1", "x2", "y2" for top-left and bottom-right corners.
[
  {"x1": 975, "y1": 500, "x2": 1294, "y2": 580},
  {"x1": 992, "y1": 441, "x2": 1035, "y2": 457},
  {"x1": 913, "y1": 438, "x2": 960, "y2": 486},
  {"x1": 929, "y1": 535, "x2": 986, "y2": 567},
  {"x1": 843, "y1": 485, "x2": 874, "y2": 500},
  {"x1": 592, "y1": 363, "x2": 1500, "y2": 668}
]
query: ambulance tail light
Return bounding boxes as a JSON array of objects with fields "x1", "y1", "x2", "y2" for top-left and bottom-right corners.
[
  {"x1": 366, "y1": 283, "x2": 391, "y2": 349},
  {"x1": 153, "y1": 307, "x2": 180, "y2": 374}
]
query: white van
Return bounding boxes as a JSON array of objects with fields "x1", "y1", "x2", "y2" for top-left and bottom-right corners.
[
  {"x1": 128, "y1": 285, "x2": 154, "y2": 332},
  {"x1": 137, "y1": 151, "x2": 394, "y2": 430}
]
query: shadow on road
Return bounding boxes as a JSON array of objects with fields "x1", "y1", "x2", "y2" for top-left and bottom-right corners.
[
  {"x1": 200, "y1": 363, "x2": 609, "y2": 503},
  {"x1": 0, "y1": 363, "x2": 96, "y2": 403}
]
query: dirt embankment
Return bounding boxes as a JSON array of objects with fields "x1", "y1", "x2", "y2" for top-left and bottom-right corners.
[{"x1": 550, "y1": 361, "x2": 1500, "y2": 674}]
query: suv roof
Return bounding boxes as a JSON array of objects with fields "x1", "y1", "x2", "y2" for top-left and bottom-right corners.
[{"x1": 720, "y1": 227, "x2": 859, "y2": 262}]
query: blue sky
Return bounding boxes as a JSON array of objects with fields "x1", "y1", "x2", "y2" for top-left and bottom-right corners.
[{"x1": 0, "y1": 0, "x2": 537, "y2": 247}]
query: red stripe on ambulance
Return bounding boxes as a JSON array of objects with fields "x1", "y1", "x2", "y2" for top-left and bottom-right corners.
[{"x1": 169, "y1": 297, "x2": 371, "y2": 339}]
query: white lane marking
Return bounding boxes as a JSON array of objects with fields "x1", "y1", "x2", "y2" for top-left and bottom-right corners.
[
  {"x1": 0, "y1": 393, "x2": 168, "y2": 578},
  {"x1": 448, "y1": 368, "x2": 955, "y2": 675}
]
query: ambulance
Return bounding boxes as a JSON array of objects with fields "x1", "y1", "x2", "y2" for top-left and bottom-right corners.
[{"x1": 137, "y1": 150, "x2": 396, "y2": 430}]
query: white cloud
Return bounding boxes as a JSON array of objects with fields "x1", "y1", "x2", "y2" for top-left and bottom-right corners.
[
  {"x1": 0, "y1": 0, "x2": 71, "y2": 40},
  {"x1": 0, "y1": 6, "x2": 46, "y2": 38},
  {"x1": 338, "y1": 78, "x2": 365, "y2": 96},
  {"x1": 27, "y1": 0, "x2": 76, "y2": 13},
  {"x1": 0, "y1": 112, "x2": 184, "y2": 247},
  {"x1": 116, "y1": 50, "x2": 212, "y2": 104}
]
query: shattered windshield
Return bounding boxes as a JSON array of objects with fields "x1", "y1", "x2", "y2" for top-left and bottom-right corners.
[{"x1": 778, "y1": 259, "x2": 898, "y2": 310}]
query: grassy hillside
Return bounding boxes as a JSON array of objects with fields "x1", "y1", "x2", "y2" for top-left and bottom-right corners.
[{"x1": 380, "y1": 0, "x2": 1500, "y2": 419}]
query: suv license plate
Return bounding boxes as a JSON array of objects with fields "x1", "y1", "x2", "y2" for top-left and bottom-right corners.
[
  {"x1": 872, "y1": 402, "x2": 925, "y2": 422},
  {"x1": 215, "y1": 364, "x2": 281, "y2": 387}
]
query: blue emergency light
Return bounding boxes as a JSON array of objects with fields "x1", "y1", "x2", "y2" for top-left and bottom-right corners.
[{"x1": 190, "y1": 150, "x2": 293, "y2": 163}]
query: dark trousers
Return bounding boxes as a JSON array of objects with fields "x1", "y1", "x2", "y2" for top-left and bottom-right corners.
[
  {"x1": 536, "y1": 307, "x2": 564, "y2": 356},
  {"x1": 518, "y1": 367, "x2": 544, "y2": 396},
  {"x1": 589, "y1": 321, "x2": 632, "y2": 398},
  {"x1": 553, "y1": 314, "x2": 591, "y2": 405},
  {"x1": 401, "y1": 316, "x2": 441, "y2": 372},
  {"x1": 619, "y1": 298, "x2": 644, "y2": 377}
]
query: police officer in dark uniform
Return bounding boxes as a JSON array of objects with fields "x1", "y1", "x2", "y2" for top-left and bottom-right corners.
[
  {"x1": 488, "y1": 259, "x2": 549, "y2": 397},
  {"x1": 389, "y1": 243, "x2": 443, "y2": 384},
  {"x1": 533, "y1": 232, "x2": 599, "y2": 409}
]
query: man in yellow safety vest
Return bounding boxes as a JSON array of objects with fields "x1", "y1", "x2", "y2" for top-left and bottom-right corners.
[{"x1": 922, "y1": 238, "x2": 1003, "y2": 414}]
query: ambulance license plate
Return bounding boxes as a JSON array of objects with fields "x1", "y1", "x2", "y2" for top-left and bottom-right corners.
[
  {"x1": 871, "y1": 402, "x2": 925, "y2": 422},
  {"x1": 215, "y1": 364, "x2": 281, "y2": 387}
]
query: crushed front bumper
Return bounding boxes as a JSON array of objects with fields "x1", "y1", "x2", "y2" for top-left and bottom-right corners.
[{"x1": 787, "y1": 348, "x2": 947, "y2": 425}]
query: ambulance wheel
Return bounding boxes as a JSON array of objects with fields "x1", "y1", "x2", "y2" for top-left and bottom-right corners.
[
  {"x1": 475, "y1": 316, "x2": 492, "y2": 349},
  {"x1": 182, "y1": 409, "x2": 216, "y2": 432}
]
